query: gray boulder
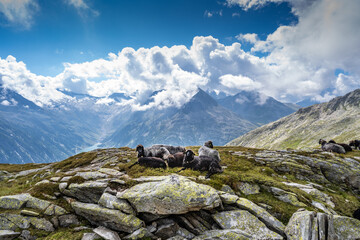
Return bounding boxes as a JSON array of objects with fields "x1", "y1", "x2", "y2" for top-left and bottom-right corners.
[
  {"x1": 117, "y1": 175, "x2": 221, "y2": 215},
  {"x1": 93, "y1": 226, "x2": 121, "y2": 240},
  {"x1": 213, "y1": 210, "x2": 283, "y2": 239},
  {"x1": 71, "y1": 201, "x2": 144, "y2": 233},
  {"x1": 98, "y1": 192, "x2": 135, "y2": 215},
  {"x1": 62, "y1": 181, "x2": 108, "y2": 203},
  {"x1": 0, "y1": 230, "x2": 20, "y2": 240},
  {"x1": 193, "y1": 229, "x2": 252, "y2": 239}
]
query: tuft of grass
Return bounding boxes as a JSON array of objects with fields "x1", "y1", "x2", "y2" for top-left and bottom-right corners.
[
  {"x1": 35, "y1": 228, "x2": 92, "y2": 240},
  {"x1": 0, "y1": 163, "x2": 48, "y2": 173},
  {"x1": 29, "y1": 183, "x2": 59, "y2": 199},
  {"x1": 67, "y1": 176, "x2": 86, "y2": 185},
  {"x1": 52, "y1": 152, "x2": 98, "y2": 172}
]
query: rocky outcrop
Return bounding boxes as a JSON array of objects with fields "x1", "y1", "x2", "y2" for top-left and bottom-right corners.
[
  {"x1": 213, "y1": 210, "x2": 282, "y2": 239},
  {"x1": 285, "y1": 209, "x2": 360, "y2": 240},
  {"x1": 117, "y1": 175, "x2": 222, "y2": 215},
  {"x1": 71, "y1": 201, "x2": 144, "y2": 233}
]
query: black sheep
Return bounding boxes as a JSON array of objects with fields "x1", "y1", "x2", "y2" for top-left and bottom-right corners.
[
  {"x1": 319, "y1": 139, "x2": 346, "y2": 154},
  {"x1": 204, "y1": 140, "x2": 214, "y2": 148},
  {"x1": 152, "y1": 144, "x2": 186, "y2": 154},
  {"x1": 349, "y1": 140, "x2": 360, "y2": 150},
  {"x1": 353, "y1": 208, "x2": 360, "y2": 220},
  {"x1": 167, "y1": 152, "x2": 184, "y2": 168},
  {"x1": 329, "y1": 140, "x2": 352, "y2": 152},
  {"x1": 135, "y1": 144, "x2": 172, "y2": 160},
  {"x1": 128, "y1": 157, "x2": 167, "y2": 169},
  {"x1": 177, "y1": 150, "x2": 223, "y2": 178}
]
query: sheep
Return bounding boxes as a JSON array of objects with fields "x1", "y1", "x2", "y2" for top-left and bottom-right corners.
[
  {"x1": 198, "y1": 141, "x2": 221, "y2": 162},
  {"x1": 353, "y1": 208, "x2": 360, "y2": 220},
  {"x1": 128, "y1": 157, "x2": 167, "y2": 169},
  {"x1": 166, "y1": 152, "x2": 184, "y2": 168},
  {"x1": 328, "y1": 140, "x2": 352, "y2": 152},
  {"x1": 177, "y1": 150, "x2": 223, "y2": 178},
  {"x1": 152, "y1": 144, "x2": 186, "y2": 154},
  {"x1": 136, "y1": 144, "x2": 172, "y2": 160},
  {"x1": 349, "y1": 140, "x2": 360, "y2": 150},
  {"x1": 319, "y1": 139, "x2": 346, "y2": 154}
]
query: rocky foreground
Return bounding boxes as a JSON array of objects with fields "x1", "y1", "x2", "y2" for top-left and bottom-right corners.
[{"x1": 0, "y1": 147, "x2": 359, "y2": 239}]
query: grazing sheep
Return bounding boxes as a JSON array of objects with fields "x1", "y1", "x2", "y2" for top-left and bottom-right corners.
[
  {"x1": 167, "y1": 152, "x2": 184, "y2": 168},
  {"x1": 152, "y1": 144, "x2": 186, "y2": 154},
  {"x1": 204, "y1": 140, "x2": 214, "y2": 148},
  {"x1": 328, "y1": 140, "x2": 352, "y2": 152},
  {"x1": 349, "y1": 140, "x2": 360, "y2": 150},
  {"x1": 128, "y1": 157, "x2": 167, "y2": 169},
  {"x1": 198, "y1": 141, "x2": 221, "y2": 162},
  {"x1": 136, "y1": 144, "x2": 172, "y2": 160},
  {"x1": 319, "y1": 139, "x2": 346, "y2": 154},
  {"x1": 178, "y1": 150, "x2": 223, "y2": 178},
  {"x1": 353, "y1": 208, "x2": 360, "y2": 220}
]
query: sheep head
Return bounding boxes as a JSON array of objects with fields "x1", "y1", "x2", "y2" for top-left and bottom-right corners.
[
  {"x1": 184, "y1": 149, "x2": 195, "y2": 162},
  {"x1": 204, "y1": 141, "x2": 214, "y2": 148},
  {"x1": 136, "y1": 144, "x2": 145, "y2": 157}
]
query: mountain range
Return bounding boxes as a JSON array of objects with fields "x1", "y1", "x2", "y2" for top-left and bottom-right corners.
[
  {"x1": 227, "y1": 88, "x2": 360, "y2": 149},
  {"x1": 0, "y1": 86, "x2": 298, "y2": 163}
]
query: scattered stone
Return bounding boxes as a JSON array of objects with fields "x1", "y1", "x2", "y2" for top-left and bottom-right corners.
[
  {"x1": 177, "y1": 227, "x2": 196, "y2": 239},
  {"x1": 268, "y1": 187, "x2": 306, "y2": 207},
  {"x1": 63, "y1": 181, "x2": 108, "y2": 203},
  {"x1": 26, "y1": 196, "x2": 51, "y2": 211},
  {"x1": 124, "y1": 227, "x2": 155, "y2": 240},
  {"x1": 71, "y1": 201, "x2": 144, "y2": 233},
  {"x1": 60, "y1": 176, "x2": 72, "y2": 182},
  {"x1": 19, "y1": 229, "x2": 36, "y2": 240},
  {"x1": 0, "y1": 230, "x2": 20, "y2": 240},
  {"x1": 93, "y1": 226, "x2": 121, "y2": 240},
  {"x1": 20, "y1": 210, "x2": 39, "y2": 217},
  {"x1": 132, "y1": 176, "x2": 169, "y2": 183},
  {"x1": 193, "y1": 229, "x2": 252, "y2": 240},
  {"x1": 41, "y1": 193, "x2": 57, "y2": 200},
  {"x1": 98, "y1": 168, "x2": 124, "y2": 176},
  {"x1": 154, "y1": 218, "x2": 180, "y2": 239},
  {"x1": 43, "y1": 204, "x2": 68, "y2": 216},
  {"x1": 28, "y1": 217, "x2": 54, "y2": 232},
  {"x1": 34, "y1": 180, "x2": 50, "y2": 186},
  {"x1": 236, "y1": 198, "x2": 285, "y2": 237},
  {"x1": 50, "y1": 177, "x2": 61, "y2": 182},
  {"x1": 58, "y1": 182, "x2": 68, "y2": 192},
  {"x1": 81, "y1": 232, "x2": 101, "y2": 240},
  {"x1": 213, "y1": 210, "x2": 282, "y2": 239},
  {"x1": 75, "y1": 171, "x2": 108, "y2": 180},
  {"x1": 73, "y1": 226, "x2": 91, "y2": 232},
  {"x1": 109, "y1": 179, "x2": 126, "y2": 185},
  {"x1": 98, "y1": 192, "x2": 135, "y2": 215},
  {"x1": 221, "y1": 185, "x2": 236, "y2": 195},
  {"x1": 311, "y1": 201, "x2": 336, "y2": 215},
  {"x1": 58, "y1": 214, "x2": 80, "y2": 227},
  {"x1": 118, "y1": 175, "x2": 222, "y2": 215},
  {"x1": 219, "y1": 193, "x2": 239, "y2": 204},
  {"x1": 236, "y1": 182, "x2": 260, "y2": 195}
]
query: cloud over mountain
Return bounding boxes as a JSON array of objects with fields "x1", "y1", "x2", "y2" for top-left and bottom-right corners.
[{"x1": 0, "y1": 0, "x2": 359, "y2": 110}]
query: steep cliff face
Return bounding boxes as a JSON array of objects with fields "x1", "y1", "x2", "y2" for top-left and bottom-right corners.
[
  {"x1": 227, "y1": 89, "x2": 360, "y2": 149},
  {"x1": 0, "y1": 146, "x2": 359, "y2": 239}
]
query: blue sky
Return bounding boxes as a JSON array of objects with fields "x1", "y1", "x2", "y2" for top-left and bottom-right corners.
[
  {"x1": 0, "y1": 0, "x2": 296, "y2": 76},
  {"x1": 0, "y1": 0, "x2": 359, "y2": 108}
]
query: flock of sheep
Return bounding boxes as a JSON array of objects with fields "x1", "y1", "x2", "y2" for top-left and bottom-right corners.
[
  {"x1": 129, "y1": 141, "x2": 223, "y2": 178},
  {"x1": 318, "y1": 139, "x2": 360, "y2": 154}
]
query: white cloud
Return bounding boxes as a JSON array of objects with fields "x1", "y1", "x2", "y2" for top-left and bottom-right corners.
[
  {"x1": 0, "y1": 0, "x2": 39, "y2": 29},
  {"x1": 65, "y1": 0, "x2": 99, "y2": 18},
  {"x1": 236, "y1": 33, "x2": 259, "y2": 44},
  {"x1": 1, "y1": 0, "x2": 360, "y2": 112},
  {"x1": 204, "y1": 10, "x2": 223, "y2": 18}
]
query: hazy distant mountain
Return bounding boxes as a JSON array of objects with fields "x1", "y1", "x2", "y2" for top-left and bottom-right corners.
[
  {"x1": 217, "y1": 91, "x2": 299, "y2": 125},
  {"x1": 102, "y1": 89, "x2": 257, "y2": 147},
  {"x1": 296, "y1": 98, "x2": 321, "y2": 108},
  {"x1": 227, "y1": 89, "x2": 360, "y2": 150}
]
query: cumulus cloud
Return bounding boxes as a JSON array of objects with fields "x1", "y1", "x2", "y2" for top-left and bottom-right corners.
[
  {"x1": 1, "y1": 0, "x2": 360, "y2": 111},
  {"x1": 65, "y1": 0, "x2": 99, "y2": 18},
  {"x1": 0, "y1": 0, "x2": 39, "y2": 29},
  {"x1": 228, "y1": 0, "x2": 360, "y2": 101}
]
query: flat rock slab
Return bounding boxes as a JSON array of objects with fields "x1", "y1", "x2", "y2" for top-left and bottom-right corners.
[
  {"x1": 0, "y1": 230, "x2": 20, "y2": 240},
  {"x1": 117, "y1": 175, "x2": 222, "y2": 215},
  {"x1": 236, "y1": 198, "x2": 285, "y2": 236},
  {"x1": 213, "y1": 210, "x2": 283, "y2": 239},
  {"x1": 75, "y1": 171, "x2": 108, "y2": 180},
  {"x1": 193, "y1": 229, "x2": 252, "y2": 240},
  {"x1": 0, "y1": 194, "x2": 30, "y2": 209},
  {"x1": 93, "y1": 226, "x2": 121, "y2": 240},
  {"x1": 333, "y1": 215, "x2": 360, "y2": 239},
  {"x1": 98, "y1": 192, "x2": 135, "y2": 215},
  {"x1": 64, "y1": 181, "x2": 108, "y2": 203},
  {"x1": 71, "y1": 201, "x2": 144, "y2": 233}
]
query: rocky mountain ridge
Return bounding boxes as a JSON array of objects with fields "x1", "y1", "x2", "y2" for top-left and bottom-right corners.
[
  {"x1": 227, "y1": 88, "x2": 360, "y2": 149},
  {"x1": 0, "y1": 146, "x2": 359, "y2": 239}
]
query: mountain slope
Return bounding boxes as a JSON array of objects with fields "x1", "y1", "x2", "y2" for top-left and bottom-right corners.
[
  {"x1": 217, "y1": 91, "x2": 298, "y2": 125},
  {"x1": 102, "y1": 89, "x2": 258, "y2": 147},
  {"x1": 226, "y1": 89, "x2": 360, "y2": 149}
]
